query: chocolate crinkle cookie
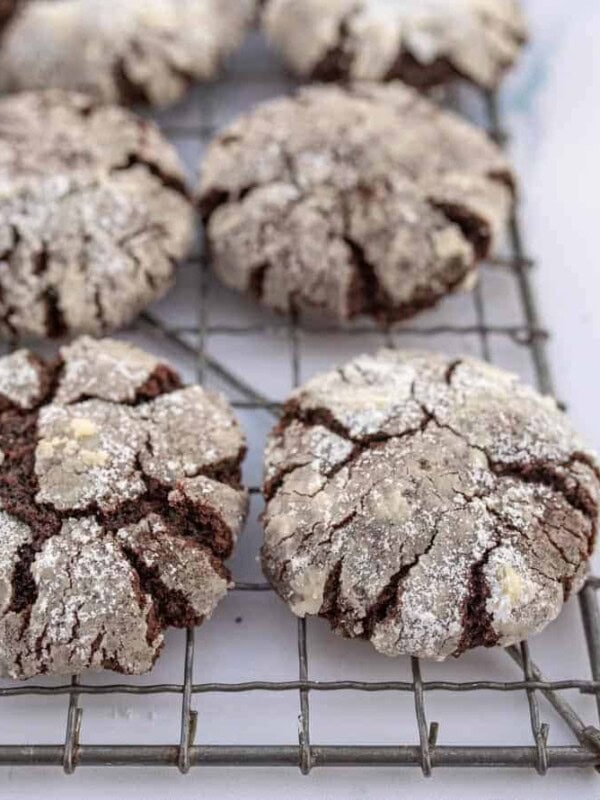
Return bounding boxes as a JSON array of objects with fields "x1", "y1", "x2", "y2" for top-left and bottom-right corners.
[
  {"x1": 0, "y1": 0, "x2": 256, "y2": 106},
  {"x1": 198, "y1": 83, "x2": 514, "y2": 323},
  {"x1": 261, "y1": 0, "x2": 527, "y2": 90},
  {"x1": 0, "y1": 336, "x2": 248, "y2": 678},
  {"x1": 262, "y1": 350, "x2": 600, "y2": 660},
  {"x1": 0, "y1": 90, "x2": 194, "y2": 340}
]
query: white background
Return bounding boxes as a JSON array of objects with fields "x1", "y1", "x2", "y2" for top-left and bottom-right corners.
[{"x1": 3, "y1": 1, "x2": 600, "y2": 798}]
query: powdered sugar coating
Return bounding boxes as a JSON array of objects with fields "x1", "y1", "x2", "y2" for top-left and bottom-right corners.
[
  {"x1": 199, "y1": 83, "x2": 513, "y2": 322},
  {"x1": 138, "y1": 387, "x2": 246, "y2": 485},
  {"x1": 0, "y1": 337, "x2": 248, "y2": 678},
  {"x1": 262, "y1": 0, "x2": 527, "y2": 89},
  {"x1": 0, "y1": 0, "x2": 256, "y2": 107},
  {"x1": 0, "y1": 510, "x2": 31, "y2": 616},
  {"x1": 1, "y1": 517, "x2": 160, "y2": 677},
  {"x1": 262, "y1": 350, "x2": 600, "y2": 659},
  {"x1": 55, "y1": 337, "x2": 163, "y2": 404},
  {"x1": 0, "y1": 90, "x2": 194, "y2": 340},
  {"x1": 0, "y1": 350, "x2": 45, "y2": 410},
  {"x1": 36, "y1": 400, "x2": 148, "y2": 512}
]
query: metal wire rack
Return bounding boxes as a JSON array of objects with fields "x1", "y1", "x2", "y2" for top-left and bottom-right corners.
[{"x1": 1, "y1": 38, "x2": 600, "y2": 777}]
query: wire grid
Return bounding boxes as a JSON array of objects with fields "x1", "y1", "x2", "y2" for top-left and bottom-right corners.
[{"x1": 1, "y1": 41, "x2": 600, "y2": 777}]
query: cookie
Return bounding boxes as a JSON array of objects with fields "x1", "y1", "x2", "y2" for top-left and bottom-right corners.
[
  {"x1": 261, "y1": 0, "x2": 527, "y2": 90},
  {"x1": 0, "y1": 90, "x2": 194, "y2": 340},
  {"x1": 0, "y1": 0, "x2": 255, "y2": 107},
  {"x1": 0, "y1": 336, "x2": 248, "y2": 678},
  {"x1": 198, "y1": 83, "x2": 514, "y2": 323},
  {"x1": 262, "y1": 350, "x2": 600, "y2": 660}
]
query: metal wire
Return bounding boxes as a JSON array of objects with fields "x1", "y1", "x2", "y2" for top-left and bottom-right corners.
[
  {"x1": 519, "y1": 641, "x2": 549, "y2": 775},
  {"x1": 0, "y1": 76, "x2": 599, "y2": 777},
  {"x1": 287, "y1": 311, "x2": 313, "y2": 775}
]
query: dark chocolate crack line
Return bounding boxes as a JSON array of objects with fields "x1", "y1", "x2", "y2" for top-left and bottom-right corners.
[
  {"x1": 261, "y1": 350, "x2": 600, "y2": 660},
  {"x1": 198, "y1": 82, "x2": 514, "y2": 324},
  {"x1": 0, "y1": 337, "x2": 248, "y2": 678},
  {"x1": 0, "y1": 0, "x2": 256, "y2": 107},
  {"x1": 261, "y1": 0, "x2": 527, "y2": 90},
  {"x1": 0, "y1": 90, "x2": 195, "y2": 340}
]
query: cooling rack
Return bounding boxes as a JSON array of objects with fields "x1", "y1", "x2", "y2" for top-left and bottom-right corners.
[{"x1": 0, "y1": 32, "x2": 599, "y2": 777}]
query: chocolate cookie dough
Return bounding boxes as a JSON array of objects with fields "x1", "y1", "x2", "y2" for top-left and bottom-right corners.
[
  {"x1": 0, "y1": 90, "x2": 194, "y2": 340},
  {"x1": 262, "y1": 0, "x2": 527, "y2": 89},
  {"x1": 262, "y1": 350, "x2": 599, "y2": 659},
  {"x1": 198, "y1": 83, "x2": 514, "y2": 323},
  {"x1": 0, "y1": 336, "x2": 248, "y2": 678},
  {"x1": 0, "y1": 0, "x2": 256, "y2": 106}
]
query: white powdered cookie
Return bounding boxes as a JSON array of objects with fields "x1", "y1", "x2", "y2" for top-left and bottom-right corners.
[{"x1": 262, "y1": 350, "x2": 599, "y2": 659}]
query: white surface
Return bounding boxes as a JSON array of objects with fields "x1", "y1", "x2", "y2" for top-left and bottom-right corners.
[{"x1": 3, "y1": 1, "x2": 600, "y2": 797}]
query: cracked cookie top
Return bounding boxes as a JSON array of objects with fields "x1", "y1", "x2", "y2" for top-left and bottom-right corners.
[
  {"x1": 198, "y1": 82, "x2": 514, "y2": 323},
  {"x1": 0, "y1": 90, "x2": 194, "y2": 340},
  {"x1": 0, "y1": 0, "x2": 256, "y2": 106},
  {"x1": 262, "y1": 0, "x2": 527, "y2": 90},
  {"x1": 262, "y1": 350, "x2": 600, "y2": 660},
  {"x1": 0, "y1": 336, "x2": 248, "y2": 678}
]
